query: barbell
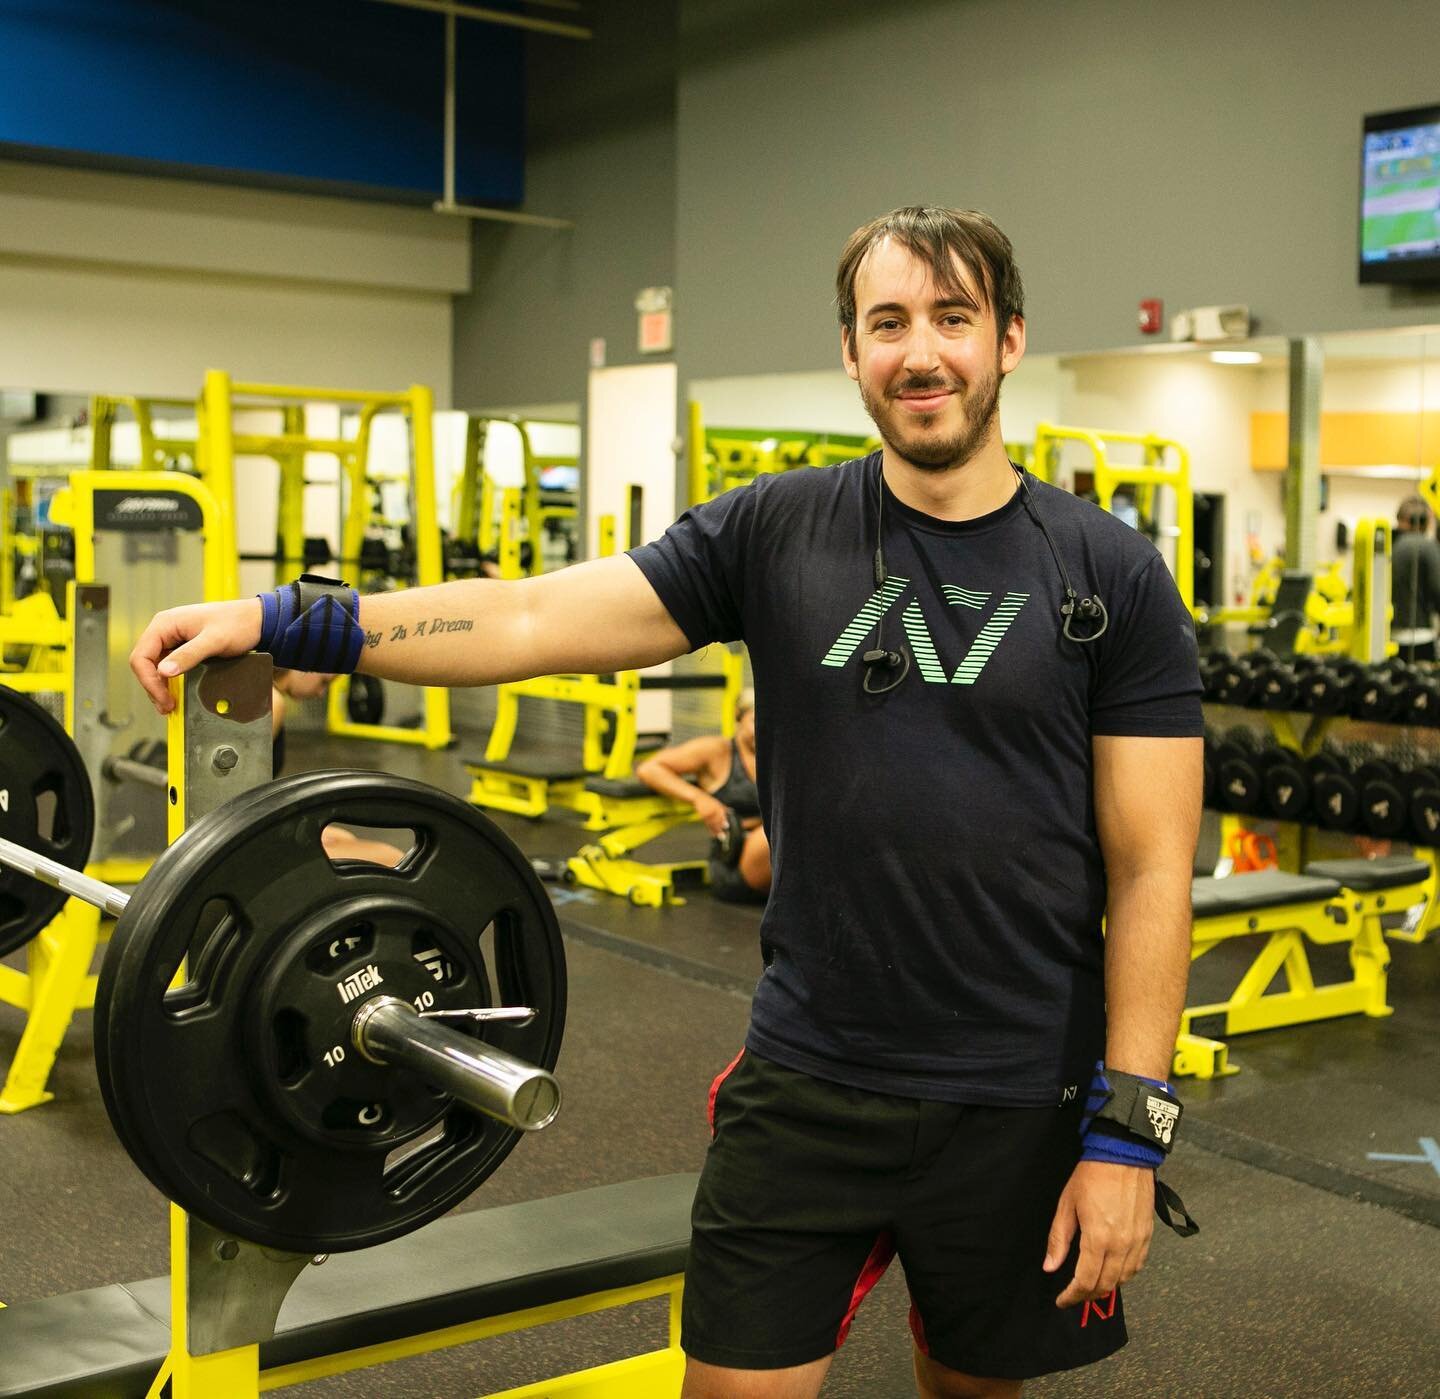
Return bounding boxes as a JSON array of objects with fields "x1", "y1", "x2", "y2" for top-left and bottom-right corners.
[{"x1": 0, "y1": 753, "x2": 567, "y2": 1254}]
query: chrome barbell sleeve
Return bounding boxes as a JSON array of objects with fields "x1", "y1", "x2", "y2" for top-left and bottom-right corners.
[{"x1": 351, "y1": 995, "x2": 560, "y2": 1132}]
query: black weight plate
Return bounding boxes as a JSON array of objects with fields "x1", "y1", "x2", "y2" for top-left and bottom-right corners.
[
  {"x1": 94, "y1": 770, "x2": 564, "y2": 1253},
  {"x1": 0, "y1": 687, "x2": 95, "y2": 956},
  {"x1": 346, "y1": 674, "x2": 385, "y2": 726}
]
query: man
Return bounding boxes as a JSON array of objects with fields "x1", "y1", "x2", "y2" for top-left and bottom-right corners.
[
  {"x1": 1391, "y1": 494, "x2": 1440, "y2": 662},
  {"x1": 132, "y1": 206, "x2": 1202, "y2": 1398}
]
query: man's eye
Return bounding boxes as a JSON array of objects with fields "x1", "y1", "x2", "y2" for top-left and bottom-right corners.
[
  {"x1": 873, "y1": 319, "x2": 902, "y2": 332},
  {"x1": 941, "y1": 314, "x2": 969, "y2": 327}
]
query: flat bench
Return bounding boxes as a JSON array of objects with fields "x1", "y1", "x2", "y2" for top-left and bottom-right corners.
[
  {"x1": 1304, "y1": 854, "x2": 1435, "y2": 946},
  {"x1": 0, "y1": 1173, "x2": 696, "y2": 1399},
  {"x1": 465, "y1": 754, "x2": 591, "y2": 819},
  {"x1": 1177, "y1": 869, "x2": 1390, "y2": 1080}
]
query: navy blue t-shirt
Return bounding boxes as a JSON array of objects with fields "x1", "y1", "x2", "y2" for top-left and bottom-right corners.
[{"x1": 630, "y1": 456, "x2": 1203, "y2": 1106}]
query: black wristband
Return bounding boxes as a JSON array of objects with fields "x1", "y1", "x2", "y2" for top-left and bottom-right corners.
[{"x1": 1092, "y1": 1067, "x2": 1183, "y2": 1154}]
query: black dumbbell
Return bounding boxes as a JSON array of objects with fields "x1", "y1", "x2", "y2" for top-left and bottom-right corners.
[
  {"x1": 1309, "y1": 751, "x2": 1360, "y2": 831},
  {"x1": 1352, "y1": 660, "x2": 1411, "y2": 722},
  {"x1": 1399, "y1": 665, "x2": 1440, "y2": 727},
  {"x1": 1214, "y1": 728, "x2": 1264, "y2": 814},
  {"x1": 1256, "y1": 747, "x2": 1311, "y2": 821},
  {"x1": 1394, "y1": 763, "x2": 1440, "y2": 845},
  {"x1": 1200, "y1": 651, "x2": 1232, "y2": 702},
  {"x1": 1408, "y1": 778, "x2": 1440, "y2": 846},
  {"x1": 1212, "y1": 652, "x2": 1272, "y2": 708},
  {"x1": 1251, "y1": 654, "x2": 1302, "y2": 711},
  {"x1": 1292, "y1": 655, "x2": 1363, "y2": 716},
  {"x1": 1202, "y1": 732, "x2": 1219, "y2": 809},
  {"x1": 1356, "y1": 758, "x2": 1409, "y2": 837}
]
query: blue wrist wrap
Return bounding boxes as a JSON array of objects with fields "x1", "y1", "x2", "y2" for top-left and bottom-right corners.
[
  {"x1": 256, "y1": 577, "x2": 364, "y2": 674},
  {"x1": 1078, "y1": 1061, "x2": 1170, "y2": 1171}
]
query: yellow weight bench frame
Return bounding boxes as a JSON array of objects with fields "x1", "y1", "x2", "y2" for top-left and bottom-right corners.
[
  {"x1": 465, "y1": 758, "x2": 589, "y2": 820},
  {"x1": 1174, "y1": 869, "x2": 1391, "y2": 1080},
  {"x1": 1387, "y1": 846, "x2": 1440, "y2": 944},
  {"x1": 565, "y1": 779, "x2": 709, "y2": 908},
  {"x1": 1302, "y1": 854, "x2": 1434, "y2": 949}
]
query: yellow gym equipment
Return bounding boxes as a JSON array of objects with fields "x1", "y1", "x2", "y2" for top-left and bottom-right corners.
[
  {"x1": 0, "y1": 660, "x2": 691, "y2": 1398},
  {"x1": 192, "y1": 370, "x2": 452, "y2": 750},
  {"x1": 1033, "y1": 422, "x2": 1195, "y2": 610},
  {"x1": 686, "y1": 401, "x2": 880, "y2": 506},
  {"x1": 1174, "y1": 854, "x2": 1431, "y2": 1079}
]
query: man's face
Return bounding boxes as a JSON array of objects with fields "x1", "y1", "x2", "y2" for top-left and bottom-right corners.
[{"x1": 842, "y1": 237, "x2": 1024, "y2": 472}]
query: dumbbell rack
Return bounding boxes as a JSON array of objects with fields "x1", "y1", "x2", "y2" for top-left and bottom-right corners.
[{"x1": 1203, "y1": 696, "x2": 1440, "y2": 941}]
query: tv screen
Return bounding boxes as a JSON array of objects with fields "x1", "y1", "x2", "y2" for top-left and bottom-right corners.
[
  {"x1": 1360, "y1": 103, "x2": 1440, "y2": 284},
  {"x1": 537, "y1": 465, "x2": 580, "y2": 493}
]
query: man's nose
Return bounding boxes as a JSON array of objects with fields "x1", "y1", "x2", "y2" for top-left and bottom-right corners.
[{"x1": 901, "y1": 321, "x2": 941, "y2": 374}]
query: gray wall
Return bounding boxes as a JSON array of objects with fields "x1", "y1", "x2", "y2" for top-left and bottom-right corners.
[
  {"x1": 450, "y1": 5, "x2": 677, "y2": 410},
  {"x1": 454, "y1": 0, "x2": 1440, "y2": 400},
  {"x1": 674, "y1": 0, "x2": 1440, "y2": 379}
]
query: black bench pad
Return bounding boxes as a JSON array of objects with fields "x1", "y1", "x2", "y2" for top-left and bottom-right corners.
[
  {"x1": 465, "y1": 756, "x2": 589, "y2": 780},
  {"x1": 1192, "y1": 871, "x2": 1341, "y2": 919},
  {"x1": 583, "y1": 776, "x2": 660, "y2": 799},
  {"x1": 1302, "y1": 856, "x2": 1431, "y2": 891},
  {"x1": 0, "y1": 1173, "x2": 697, "y2": 1399}
]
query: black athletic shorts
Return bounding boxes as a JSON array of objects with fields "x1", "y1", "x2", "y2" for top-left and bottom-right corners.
[{"x1": 683, "y1": 1050, "x2": 1128, "y2": 1379}]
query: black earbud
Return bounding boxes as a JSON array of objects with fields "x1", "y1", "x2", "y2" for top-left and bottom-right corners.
[
  {"x1": 862, "y1": 646, "x2": 911, "y2": 694},
  {"x1": 1015, "y1": 467, "x2": 1107, "y2": 643}
]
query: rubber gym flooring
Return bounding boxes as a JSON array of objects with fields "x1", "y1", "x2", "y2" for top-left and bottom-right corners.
[{"x1": 2, "y1": 709, "x2": 1439, "y2": 1397}]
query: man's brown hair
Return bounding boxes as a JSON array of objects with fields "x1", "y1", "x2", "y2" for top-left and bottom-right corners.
[{"x1": 836, "y1": 206, "x2": 1024, "y2": 348}]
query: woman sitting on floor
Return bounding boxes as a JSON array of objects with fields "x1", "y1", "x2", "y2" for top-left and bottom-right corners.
[{"x1": 634, "y1": 693, "x2": 770, "y2": 905}]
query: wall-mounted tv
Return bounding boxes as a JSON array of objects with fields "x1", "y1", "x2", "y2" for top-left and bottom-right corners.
[{"x1": 1360, "y1": 103, "x2": 1440, "y2": 284}]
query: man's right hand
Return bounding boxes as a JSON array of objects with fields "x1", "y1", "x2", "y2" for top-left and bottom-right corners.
[{"x1": 130, "y1": 599, "x2": 265, "y2": 715}]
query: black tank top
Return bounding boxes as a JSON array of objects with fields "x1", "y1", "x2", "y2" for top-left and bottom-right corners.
[{"x1": 710, "y1": 738, "x2": 760, "y2": 819}]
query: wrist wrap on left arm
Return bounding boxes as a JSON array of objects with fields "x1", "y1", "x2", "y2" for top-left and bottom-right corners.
[{"x1": 1078, "y1": 1060, "x2": 1183, "y2": 1170}]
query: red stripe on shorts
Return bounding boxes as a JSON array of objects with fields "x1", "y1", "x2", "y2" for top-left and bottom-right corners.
[
  {"x1": 835, "y1": 1231, "x2": 896, "y2": 1348},
  {"x1": 908, "y1": 1298, "x2": 929, "y2": 1356},
  {"x1": 706, "y1": 1048, "x2": 745, "y2": 1135}
]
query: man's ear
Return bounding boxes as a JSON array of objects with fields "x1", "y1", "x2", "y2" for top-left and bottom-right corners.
[
  {"x1": 841, "y1": 326, "x2": 859, "y2": 382},
  {"x1": 1000, "y1": 315, "x2": 1026, "y2": 375}
]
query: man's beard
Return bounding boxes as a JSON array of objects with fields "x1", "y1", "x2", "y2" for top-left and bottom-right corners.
[{"x1": 859, "y1": 362, "x2": 1002, "y2": 472}]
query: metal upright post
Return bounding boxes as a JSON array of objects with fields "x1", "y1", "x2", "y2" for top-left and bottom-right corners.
[{"x1": 1284, "y1": 339, "x2": 1324, "y2": 576}]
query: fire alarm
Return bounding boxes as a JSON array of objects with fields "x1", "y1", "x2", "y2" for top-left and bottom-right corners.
[{"x1": 1138, "y1": 299, "x2": 1163, "y2": 335}]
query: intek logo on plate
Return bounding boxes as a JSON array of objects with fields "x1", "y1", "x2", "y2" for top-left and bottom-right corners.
[{"x1": 337, "y1": 964, "x2": 384, "y2": 1005}]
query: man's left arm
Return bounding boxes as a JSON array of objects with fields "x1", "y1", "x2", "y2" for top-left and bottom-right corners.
[{"x1": 1046, "y1": 733, "x2": 1202, "y2": 1308}]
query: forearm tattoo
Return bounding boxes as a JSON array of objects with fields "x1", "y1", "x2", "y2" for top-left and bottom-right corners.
[{"x1": 386, "y1": 616, "x2": 476, "y2": 643}]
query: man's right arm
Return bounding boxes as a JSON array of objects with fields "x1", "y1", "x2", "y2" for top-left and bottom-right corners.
[{"x1": 131, "y1": 553, "x2": 692, "y2": 714}]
